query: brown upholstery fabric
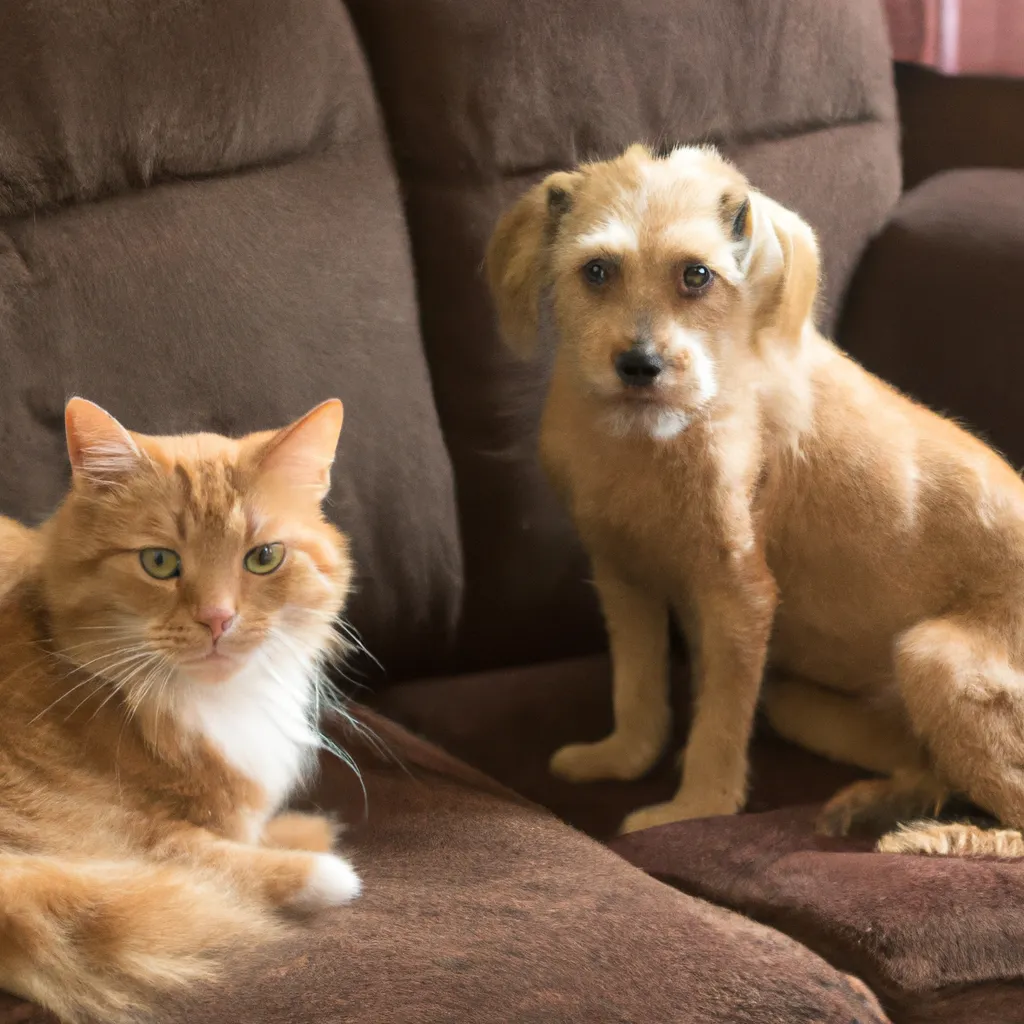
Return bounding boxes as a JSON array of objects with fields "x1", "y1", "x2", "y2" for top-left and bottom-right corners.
[
  {"x1": 0, "y1": 714, "x2": 892, "y2": 1024},
  {"x1": 611, "y1": 808, "x2": 1024, "y2": 1024},
  {"x1": 896, "y1": 64, "x2": 1024, "y2": 189},
  {"x1": 0, "y1": 0, "x2": 462, "y2": 679},
  {"x1": 379, "y1": 659, "x2": 1024, "y2": 1022},
  {"x1": 376, "y1": 655, "x2": 867, "y2": 839},
  {"x1": 839, "y1": 168, "x2": 1024, "y2": 472},
  {"x1": 0, "y1": 1, "x2": 997, "y2": 1020},
  {"x1": 346, "y1": 0, "x2": 902, "y2": 672},
  {"x1": 348, "y1": 0, "x2": 896, "y2": 177},
  {"x1": 0, "y1": 0, "x2": 367, "y2": 215}
]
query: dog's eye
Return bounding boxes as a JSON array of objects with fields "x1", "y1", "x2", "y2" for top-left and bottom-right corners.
[
  {"x1": 582, "y1": 259, "x2": 614, "y2": 287},
  {"x1": 680, "y1": 264, "x2": 713, "y2": 293}
]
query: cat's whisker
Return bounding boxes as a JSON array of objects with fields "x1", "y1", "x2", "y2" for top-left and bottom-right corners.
[
  {"x1": 0, "y1": 638, "x2": 145, "y2": 688},
  {"x1": 44, "y1": 637, "x2": 145, "y2": 667},
  {"x1": 253, "y1": 645, "x2": 371, "y2": 810},
  {"x1": 19, "y1": 644, "x2": 141, "y2": 723},
  {"x1": 65, "y1": 668, "x2": 143, "y2": 722},
  {"x1": 0, "y1": 627, "x2": 137, "y2": 656},
  {"x1": 263, "y1": 629, "x2": 405, "y2": 785},
  {"x1": 327, "y1": 700, "x2": 404, "y2": 775},
  {"x1": 107, "y1": 654, "x2": 165, "y2": 695},
  {"x1": 65, "y1": 678, "x2": 118, "y2": 721},
  {"x1": 38, "y1": 630, "x2": 145, "y2": 660},
  {"x1": 54, "y1": 643, "x2": 151, "y2": 678},
  {"x1": 0, "y1": 651, "x2": 70, "y2": 691},
  {"x1": 63, "y1": 624, "x2": 140, "y2": 631},
  {"x1": 333, "y1": 619, "x2": 383, "y2": 675},
  {"x1": 59, "y1": 650, "x2": 159, "y2": 723},
  {"x1": 9, "y1": 640, "x2": 157, "y2": 725},
  {"x1": 148, "y1": 662, "x2": 177, "y2": 756},
  {"x1": 273, "y1": 625, "x2": 360, "y2": 688},
  {"x1": 47, "y1": 636, "x2": 135, "y2": 655},
  {"x1": 39, "y1": 654, "x2": 143, "y2": 710},
  {"x1": 60, "y1": 651, "x2": 154, "y2": 702},
  {"x1": 86, "y1": 671, "x2": 141, "y2": 729},
  {"x1": 123, "y1": 662, "x2": 162, "y2": 717},
  {"x1": 30, "y1": 675, "x2": 106, "y2": 725}
]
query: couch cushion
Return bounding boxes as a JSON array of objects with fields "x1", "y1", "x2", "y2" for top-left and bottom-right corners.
[
  {"x1": 611, "y1": 807, "x2": 1024, "y2": 1024},
  {"x1": 0, "y1": 0, "x2": 461, "y2": 679},
  {"x1": 0, "y1": 0, "x2": 366, "y2": 215},
  {"x1": 839, "y1": 168, "x2": 1024, "y2": 472},
  {"x1": 377, "y1": 658, "x2": 1024, "y2": 1024},
  {"x1": 346, "y1": 0, "x2": 901, "y2": 670},
  {"x1": 0, "y1": 711, "x2": 891, "y2": 1024},
  {"x1": 375, "y1": 655, "x2": 868, "y2": 838}
]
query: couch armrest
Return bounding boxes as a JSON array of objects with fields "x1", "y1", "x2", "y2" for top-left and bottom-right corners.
[
  {"x1": 897, "y1": 64, "x2": 1024, "y2": 188},
  {"x1": 838, "y1": 167, "x2": 1024, "y2": 466}
]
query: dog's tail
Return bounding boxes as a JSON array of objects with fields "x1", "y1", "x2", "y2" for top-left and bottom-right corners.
[
  {"x1": 0, "y1": 852, "x2": 278, "y2": 1023},
  {"x1": 877, "y1": 821, "x2": 1024, "y2": 857}
]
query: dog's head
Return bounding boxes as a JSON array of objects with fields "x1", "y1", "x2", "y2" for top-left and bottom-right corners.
[{"x1": 485, "y1": 144, "x2": 819, "y2": 438}]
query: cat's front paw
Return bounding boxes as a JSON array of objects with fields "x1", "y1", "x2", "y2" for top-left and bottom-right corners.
[
  {"x1": 264, "y1": 812, "x2": 338, "y2": 853},
  {"x1": 291, "y1": 853, "x2": 361, "y2": 912},
  {"x1": 550, "y1": 735, "x2": 660, "y2": 783}
]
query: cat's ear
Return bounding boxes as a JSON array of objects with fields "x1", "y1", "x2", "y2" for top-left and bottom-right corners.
[
  {"x1": 257, "y1": 399, "x2": 344, "y2": 499},
  {"x1": 65, "y1": 398, "x2": 142, "y2": 483}
]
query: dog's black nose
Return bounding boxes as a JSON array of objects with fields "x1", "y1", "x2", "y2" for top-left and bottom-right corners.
[{"x1": 615, "y1": 347, "x2": 663, "y2": 387}]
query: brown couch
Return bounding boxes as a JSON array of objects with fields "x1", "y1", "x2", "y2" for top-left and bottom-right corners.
[{"x1": 1, "y1": 1, "x2": 1022, "y2": 1021}]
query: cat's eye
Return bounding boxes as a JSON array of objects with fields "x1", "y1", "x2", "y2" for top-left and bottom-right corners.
[
  {"x1": 139, "y1": 548, "x2": 181, "y2": 580},
  {"x1": 244, "y1": 543, "x2": 285, "y2": 575}
]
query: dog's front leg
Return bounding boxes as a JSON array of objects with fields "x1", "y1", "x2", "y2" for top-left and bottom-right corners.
[
  {"x1": 620, "y1": 555, "x2": 776, "y2": 833},
  {"x1": 550, "y1": 557, "x2": 670, "y2": 783}
]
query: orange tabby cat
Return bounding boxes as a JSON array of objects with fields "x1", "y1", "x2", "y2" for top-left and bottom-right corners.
[{"x1": 0, "y1": 397, "x2": 360, "y2": 1023}]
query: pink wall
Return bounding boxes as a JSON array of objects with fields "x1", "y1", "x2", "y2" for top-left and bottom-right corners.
[{"x1": 885, "y1": 0, "x2": 1024, "y2": 76}]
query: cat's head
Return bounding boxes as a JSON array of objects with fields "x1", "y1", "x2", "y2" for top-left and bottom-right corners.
[{"x1": 41, "y1": 398, "x2": 352, "y2": 693}]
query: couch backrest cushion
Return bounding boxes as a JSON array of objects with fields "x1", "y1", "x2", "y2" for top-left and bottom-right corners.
[
  {"x1": 0, "y1": 0, "x2": 462, "y2": 679},
  {"x1": 347, "y1": 0, "x2": 902, "y2": 670}
]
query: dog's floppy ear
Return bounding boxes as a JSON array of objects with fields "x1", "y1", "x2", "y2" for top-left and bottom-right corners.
[
  {"x1": 742, "y1": 192, "x2": 820, "y2": 343},
  {"x1": 485, "y1": 171, "x2": 578, "y2": 359}
]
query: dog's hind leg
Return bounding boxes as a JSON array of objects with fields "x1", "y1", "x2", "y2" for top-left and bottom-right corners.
[
  {"x1": 761, "y1": 677, "x2": 950, "y2": 840},
  {"x1": 763, "y1": 675, "x2": 923, "y2": 775},
  {"x1": 816, "y1": 769, "x2": 949, "y2": 838},
  {"x1": 894, "y1": 615, "x2": 1024, "y2": 831}
]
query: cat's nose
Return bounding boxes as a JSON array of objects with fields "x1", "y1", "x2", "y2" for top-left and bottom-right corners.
[{"x1": 195, "y1": 606, "x2": 236, "y2": 642}]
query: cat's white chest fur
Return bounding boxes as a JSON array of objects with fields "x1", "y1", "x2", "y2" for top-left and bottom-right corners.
[{"x1": 178, "y1": 654, "x2": 320, "y2": 830}]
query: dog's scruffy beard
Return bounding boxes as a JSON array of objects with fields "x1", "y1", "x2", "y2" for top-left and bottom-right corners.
[{"x1": 600, "y1": 403, "x2": 695, "y2": 440}]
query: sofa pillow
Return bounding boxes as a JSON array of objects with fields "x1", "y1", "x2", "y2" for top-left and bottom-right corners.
[
  {"x1": 0, "y1": 0, "x2": 461, "y2": 679},
  {"x1": 0, "y1": 713, "x2": 892, "y2": 1024},
  {"x1": 611, "y1": 806, "x2": 1024, "y2": 1024}
]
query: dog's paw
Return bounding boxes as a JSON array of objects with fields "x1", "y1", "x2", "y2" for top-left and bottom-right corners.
[
  {"x1": 815, "y1": 795, "x2": 861, "y2": 838},
  {"x1": 618, "y1": 796, "x2": 738, "y2": 835},
  {"x1": 816, "y1": 777, "x2": 943, "y2": 839},
  {"x1": 550, "y1": 737, "x2": 658, "y2": 783}
]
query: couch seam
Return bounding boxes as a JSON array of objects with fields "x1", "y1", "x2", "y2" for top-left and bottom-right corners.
[{"x1": 389, "y1": 112, "x2": 893, "y2": 187}]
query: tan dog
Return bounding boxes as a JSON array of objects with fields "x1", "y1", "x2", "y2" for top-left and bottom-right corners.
[{"x1": 485, "y1": 143, "x2": 1024, "y2": 853}]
